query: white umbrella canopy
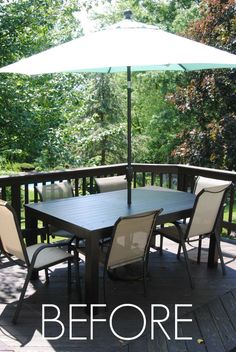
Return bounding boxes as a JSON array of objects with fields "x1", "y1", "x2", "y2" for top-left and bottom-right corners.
[
  {"x1": 1, "y1": 10, "x2": 236, "y2": 205},
  {"x1": 1, "y1": 15, "x2": 236, "y2": 75}
]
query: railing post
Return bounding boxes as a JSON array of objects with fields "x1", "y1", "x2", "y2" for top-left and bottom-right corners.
[
  {"x1": 11, "y1": 184, "x2": 21, "y2": 225},
  {"x1": 228, "y1": 185, "x2": 234, "y2": 236},
  {"x1": 177, "y1": 166, "x2": 185, "y2": 191},
  {"x1": 151, "y1": 173, "x2": 155, "y2": 186}
]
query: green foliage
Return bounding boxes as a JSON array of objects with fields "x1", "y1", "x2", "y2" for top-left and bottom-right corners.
[
  {"x1": 35, "y1": 126, "x2": 81, "y2": 169},
  {"x1": 0, "y1": 0, "x2": 84, "y2": 165},
  {"x1": 66, "y1": 74, "x2": 127, "y2": 166},
  {"x1": 170, "y1": 0, "x2": 236, "y2": 169},
  {"x1": 92, "y1": 0, "x2": 198, "y2": 165},
  {"x1": 2, "y1": 0, "x2": 235, "y2": 173},
  {"x1": 89, "y1": 0, "x2": 196, "y2": 31},
  {"x1": 130, "y1": 71, "x2": 183, "y2": 163},
  {"x1": 18, "y1": 162, "x2": 35, "y2": 171}
]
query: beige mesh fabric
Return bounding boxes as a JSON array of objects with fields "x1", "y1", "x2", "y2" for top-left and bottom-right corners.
[
  {"x1": 194, "y1": 176, "x2": 231, "y2": 195},
  {"x1": 95, "y1": 175, "x2": 127, "y2": 193},
  {"x1": 187, "y1": 183, "x2": 231, "y2": 238},
  {"x1": 0, "y1": 202, "x2": 26, "y2": 262},
  {"x1": 26, "y1": 244, "x2": 73, "y2": 269},
  {"x1": 0, "y1": 200, "x2": 73, "y2": 270},
  {"x1": 35, "y1": 182, "x2": 74, "y2": 237},
  {"x1": 157, "y1": 223, "x2": 188, "y2": 240},
  {"x1": 36, "y1": 181, "x2": 73, "y2": 201},
  {"x1": 107, "y1": 211, "x2": 159, "y2": 270}
]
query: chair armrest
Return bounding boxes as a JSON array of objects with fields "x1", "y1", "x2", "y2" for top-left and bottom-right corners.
[
  {"x1": 173, "y1": 221, "x2": 186, "y2": 238},
  {"x1": 29, "y1": 238, "x2": 76, "y2": 268}
]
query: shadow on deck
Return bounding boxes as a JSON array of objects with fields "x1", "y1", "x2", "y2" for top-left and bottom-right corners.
[{"x1": 0, "y1": 239, "x2": 236, "y2": 352}]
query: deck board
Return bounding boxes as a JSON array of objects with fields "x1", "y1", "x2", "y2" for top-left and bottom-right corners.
[
  {"x1": 208, "y1": 297, "x2": 236, "y2": 351},
  {"x1": 151, "y1": 326, "x2": 169, "y2": 352},
  {"x1": 180, "y1": 312, "x2": 207, "y2": 352},
  {"x1": 221, "y1": 291, "x2": 236, "y2": 330},
  {"x1": 194, "y1": 305, "x2": 225, "y2": 352},
  {"x1": 165, "y1": 327, "x2": 188, "y2": 352},
  {"x1": 1, "y1": 238, "x2": 236, "y2": 352}
]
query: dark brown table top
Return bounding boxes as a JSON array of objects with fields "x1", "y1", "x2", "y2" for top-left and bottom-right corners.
[{"x1": 25, "y1": 187, "x2": 195, "y2": 239}]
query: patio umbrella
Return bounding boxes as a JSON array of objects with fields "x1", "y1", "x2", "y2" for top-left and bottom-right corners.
[{"x1": 1, "y1": 10, "x2": 236, "y2": 205}]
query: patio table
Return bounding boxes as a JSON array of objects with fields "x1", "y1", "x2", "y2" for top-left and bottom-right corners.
[{"x1": 24, "y1": 186, "x2": 217, "y2": 306}]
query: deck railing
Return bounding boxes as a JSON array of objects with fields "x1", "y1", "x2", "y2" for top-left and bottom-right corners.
[{"x1": 0, "y1": 163, "x2": 235, "y2": 238}]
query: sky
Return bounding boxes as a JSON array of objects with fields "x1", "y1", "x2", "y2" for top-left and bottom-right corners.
[{"x1": 75, "y1": 2, "x2": 113, "y2": 34}]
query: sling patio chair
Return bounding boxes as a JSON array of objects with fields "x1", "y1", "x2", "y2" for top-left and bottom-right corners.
[
  {"x1": 193, "y1": 176, "x2": 232, "y2": 195},
  {"x1": 160, "y1": 176, "x2": 232, "y2": 252},
  {"x1": 156, "y1": 182, "x2": 231, "y2": 288},
  {"x1": 95, "y1": 175, "x2": 127, "y2": 245},
  {"x1": 99, "y1": 209, "x2": 163, "y2": 302},
  {"x1": 35, "y1": 181, "x2": 77, "y2": 244},
  {"x1": 191, "y1": 176, "x2": 232, "y2": 261},
  {"x1": 95, "y1": 175, "x2": 127, "y2": 193},
  {"x1": 0, "y1": 199, "x2": 80, "y2": 324}
]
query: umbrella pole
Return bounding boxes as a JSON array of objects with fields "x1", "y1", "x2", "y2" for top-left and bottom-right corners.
[{"x1": 126, "y1": 66, "x2": 133, "y2": 206}]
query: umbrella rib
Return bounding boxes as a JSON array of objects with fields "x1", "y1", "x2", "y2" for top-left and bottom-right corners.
[{"x1": 178, "y1": 64, "x2": 187, "y2": 71}]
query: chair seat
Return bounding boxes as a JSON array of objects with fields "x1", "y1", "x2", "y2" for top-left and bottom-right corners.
[
  {"x1": 157, "y1": 223, "x2": 188, "y2": 242},
  {"x1": 0, "y1": 199, "x2": 80, "y2": 324},
  {"x1": 26, "y1": 243, "x2": 73, "y2": 269}
]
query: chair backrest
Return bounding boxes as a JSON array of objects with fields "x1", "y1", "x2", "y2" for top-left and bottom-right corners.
[
  {"x1": 0, "y1": 200, "x2": 28, "y2": 263},
  {"x1": 194, "y1": 176, "x2": 231, "y2": 195},
  {"x1": 95, "y1": 175, "x2": 127, "y2": 193},
  {"x1": 106, "y1": 209, "x2": 162, "y2": 270},
  {"x1": 187, "y1": 182, "x2": 231, "y2": 239},
  {"x1": 35, "y1": 181, "x2": 74, "y2": 201}
]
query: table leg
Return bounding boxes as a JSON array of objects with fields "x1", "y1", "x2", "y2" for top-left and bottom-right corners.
[
  {"x1": 208, "y1": 234, "x2": 218, "y2": 268},
  {"x1": 85, "y1": 235, "x2": 100, "y2": 310},
  {"x1": 25, "y1": 207, "x2": 39, "y2": 279},
  {"x1": 25, "y1": 207, "x2": 38, "y2": 246},
  {"x1": 208, "y1": 208, "x2": 223, "y2": 268}
]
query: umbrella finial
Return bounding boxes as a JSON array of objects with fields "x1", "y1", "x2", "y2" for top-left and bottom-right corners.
[{"x1": 124, "y1": 10, "x2": 133, "y2": 20}]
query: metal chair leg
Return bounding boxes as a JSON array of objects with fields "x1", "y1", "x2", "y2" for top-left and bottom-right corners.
[
  {"x1": 45, "y1": 269, "x2": 49, "y2": 284},
  {"x1": 159, "y1": 235, "x2": 163, "y2": 255},
  {"x1": 143, "y1": 260, "x2": 148, "y2": 297},
  {"x1": 13, "y1": 268, "x2": 32, "y2": 324},
  {"x1": 103, "y1": 267, "x2": 108, "y2": 309},
  {"x1": 74, "y1": 250, "x2": 81, "y2": 301},
  {"x1": 181, "y1": 239, "x2": 194, "y2": 289},
  {"x1": 67, "y1": 258, "x2": 72, "y2": 295},
  {"x1": 197, "y1": 236, "x2": 202, "y2": 264},
  {"x1": 177, "y1": 244, "x2": 181, "y2": 260},
  {"x1": 174, "y1": 222, "x2": 194, "y2": 289}
]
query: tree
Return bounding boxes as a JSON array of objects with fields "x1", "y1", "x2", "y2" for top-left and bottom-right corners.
[
  {"x1": 0, "y1": 0, "x2": 204, "y2": 170},
  {"x1": 170, "y1": 0, "x2": 236, "y2": 169},
  {"x1": 0, "y1": 0, "x2": 84, "y2": 165},
  {"x1": 89, "y1": 0, "x2": 198, "y2": 164},
  {"x1": 68, "y1": 74, "x2": 126, "y2": 166}
]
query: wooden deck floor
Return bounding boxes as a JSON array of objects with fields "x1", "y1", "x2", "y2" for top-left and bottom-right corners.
[
  {"x1": 126, "y1": 288, "x2": 236, "y2": 352},
  {"x1": 0, "y1": 238, "x2": 236, "y2": 352}
]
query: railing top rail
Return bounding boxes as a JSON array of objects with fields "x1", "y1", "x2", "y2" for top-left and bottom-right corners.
[
  {"x1": 0, "y1": 163, "x2": 236, "y2": 186},
  {"x1": 0, "y1": 164, "x2": 127, "y2": 186},
  {"x1": 177, "y1": 164, "x2": 236, "y2": 182}
]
